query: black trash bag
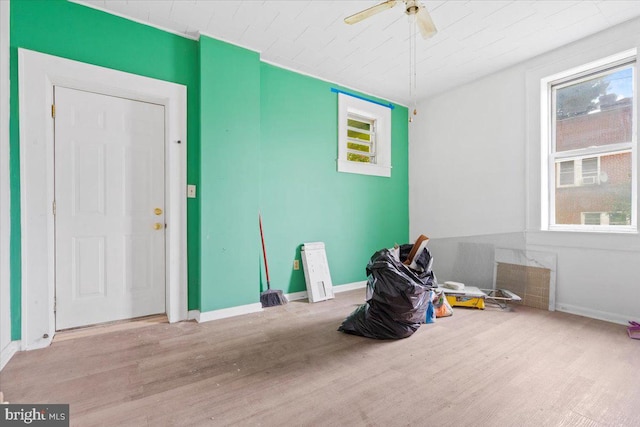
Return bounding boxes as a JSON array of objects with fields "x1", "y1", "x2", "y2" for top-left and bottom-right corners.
[{"x1": 338, "y1": 244, "x2": 437, "y2": 339}]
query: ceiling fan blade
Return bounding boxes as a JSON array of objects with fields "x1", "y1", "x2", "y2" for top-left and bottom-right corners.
[
  {"x1": 416, "y1": 5, "x2": 437, "y2": 39},
  {"x1": 344, "y1": 0, "x2": 397, "y2": 25}
]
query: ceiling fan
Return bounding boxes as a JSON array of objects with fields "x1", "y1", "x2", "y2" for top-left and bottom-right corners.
[{"x1": 344, "y1": 0, "x2": 437, "y2": 39}]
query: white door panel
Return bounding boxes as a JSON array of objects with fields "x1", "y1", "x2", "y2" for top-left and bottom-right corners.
[{"x1": 55, "y1": 87, "x2": 165, "y2": 330}]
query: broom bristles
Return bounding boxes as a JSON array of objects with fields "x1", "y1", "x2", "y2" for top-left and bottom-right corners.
[{"x1": 261, "y1": 289, "x2": 288, "y2": 308}]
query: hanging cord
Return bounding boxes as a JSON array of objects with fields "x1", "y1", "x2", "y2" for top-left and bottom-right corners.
[
  {"x1": 413, "y1": 14, "x2": 418, "y2": 118},
  {"x1": 408, "y1": 14, "x2": 418, "y2": 122},
  {"x1": 410, "y1": 17, "x2": 416, "y2": 99},
  {"x1": 413, "y1": 16, "x2": 417, "y2": 97}
]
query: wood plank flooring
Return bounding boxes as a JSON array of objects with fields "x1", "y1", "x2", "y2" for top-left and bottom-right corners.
[
  {"x1": 1, "y1": 289, "x2": 639, "y2": 426},
  {"x1": 52, "y1": 314, "x2": 169, "y2": 343}
]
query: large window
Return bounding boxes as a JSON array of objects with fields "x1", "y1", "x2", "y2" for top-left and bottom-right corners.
[
  {"x1": 544, "y1": 53, "x2": 636, "y2": 232},
  {"x1": 337, "y1": 93, "x2": 391, "y2": 177}
]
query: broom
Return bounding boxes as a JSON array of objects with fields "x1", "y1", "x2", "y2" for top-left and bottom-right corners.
[{"x1": 259, "y1": 214, "x2": 288, "y2": 307}]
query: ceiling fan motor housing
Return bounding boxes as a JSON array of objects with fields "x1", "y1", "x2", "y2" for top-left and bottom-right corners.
[{"x1": 405, "y1": 1, "x2": 420, "y2": 16}]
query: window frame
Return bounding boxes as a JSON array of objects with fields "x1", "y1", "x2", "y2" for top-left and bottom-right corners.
[
  {"x1": 337, "y1": 93, "x2": 391, "y2": 177},
  {"x1": 541, "y1": 50, "x2": 638, "y2": 233}
]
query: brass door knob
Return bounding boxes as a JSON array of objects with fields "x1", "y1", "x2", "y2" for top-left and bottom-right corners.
[
  {"x1": 154, "y1": 208, "x2": 163, "y2": 215},
  {"x1": 153, "y1": 223, "x2": 163, "y2": 230}
]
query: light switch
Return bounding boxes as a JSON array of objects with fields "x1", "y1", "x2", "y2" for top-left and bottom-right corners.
[{"x1": 187, "y1": 184, "x2": 196, "y2": 198}]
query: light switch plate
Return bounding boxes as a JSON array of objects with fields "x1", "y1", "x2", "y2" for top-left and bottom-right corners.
[{"x1": 187, "y1": 184, "x2": 196, "y2": 198}]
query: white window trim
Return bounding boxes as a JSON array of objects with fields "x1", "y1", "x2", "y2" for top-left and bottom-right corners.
[
  {"x1": 540, "y1": 49, "x2": 638, "y2": 233},
  {"x1": 337, "y1": 93, "x2": 391, "y2": 177},
  {"x1": 0, "y1": 0, "x2": 15, "y2": 369},
  {"x1": 18, "y1": 49, "x2": 188, "y2": 350}
]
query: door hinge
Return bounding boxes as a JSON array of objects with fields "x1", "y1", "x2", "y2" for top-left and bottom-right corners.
[
  {"x1": 52, "y1": 200, "x2": 56, "y2": 216},
  {"x1": 51, "y1": 104, "x2": 56, "y2": 118},
  {"x1": 54, "y1": 296, "x2": 57, "y2": 313}
]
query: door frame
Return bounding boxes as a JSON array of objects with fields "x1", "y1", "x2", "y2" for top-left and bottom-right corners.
[
  {"x1": 0, "y1": 0, "x2": 14, "y2": 369},
  {"x1": 19, "y1": 49, "x2": 188, "y2": 350}
]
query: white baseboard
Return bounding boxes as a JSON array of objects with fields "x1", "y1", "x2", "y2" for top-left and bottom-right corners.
[
  {"x1": 190, "y1": 281, "x2": 368, "y2": 324},
  {"x1": 285, "y1": 291, "x2": 308, "y2": 301},
  {"x1": 286, "y1": 280, "x2": 367, "y2": 302},
  {"x1": 556, "y1": 303, "x2": 630, "y2": 325},
  {"x1": 334, "y1": 280, "x2": 367, "y2": 293},
  {"x1": 1, "y1": 341, "x2": 20, "y2": 371},
  {"x1": 192, "y1": 303, "x2": 263, "y2": 323}
]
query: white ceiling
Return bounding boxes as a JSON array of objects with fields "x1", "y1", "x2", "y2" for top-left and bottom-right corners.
[{"x1": 76, "y1": 0, "x2": 640, "y2": 105}]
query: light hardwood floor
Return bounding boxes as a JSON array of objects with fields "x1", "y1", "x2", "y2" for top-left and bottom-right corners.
[{"x1": 1, "y1": 289, "x2": 639, "y2": 426}]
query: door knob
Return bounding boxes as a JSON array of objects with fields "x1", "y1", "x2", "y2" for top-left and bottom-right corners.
[
  {"x1": 154, "y1": 208, "x2": 163, "y2": 215},
  {"x1": 153, "y1": 223, "x2": 163, "y2": 230}
]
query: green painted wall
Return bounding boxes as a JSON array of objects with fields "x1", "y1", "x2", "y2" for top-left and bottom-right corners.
[
  {"x1": 8, "y1": 0, "x2": 409, "y2": 336},
  {"x1": 9, "y1": 0, "x2": 201, "y2": 338},
  {"x1": 199, "y1": 36, "x2": 261, "y2": 311},
  {"x1": 196, "y1": 43, "x2": 408, "y2": 311},
  {"x1": 259, "y1": 64, "x2": 409, "y2": 294}
]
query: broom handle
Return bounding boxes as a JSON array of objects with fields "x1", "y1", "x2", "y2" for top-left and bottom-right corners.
[{"x1": 259, "y1": 214, "x2": 271, "y2": 290}]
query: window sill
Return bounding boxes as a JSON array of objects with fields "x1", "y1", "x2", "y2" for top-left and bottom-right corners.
[
  {"x1": 527, "y1": 228, "x2": 640, "y2": 252},
  {"x1": 337, "y1": 159, "x2": 391, "y2": 177},
  {"x1": 547, "y1": 225, "x2": 637, "y2": 234}
]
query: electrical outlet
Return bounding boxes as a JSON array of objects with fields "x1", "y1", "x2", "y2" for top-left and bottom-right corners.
[
  {"x1": 293, "y1": 260, "x2": 300, "y2": 270},
  {"x1": 187, "y1": 184, "x2": 196, "y2": 198}
]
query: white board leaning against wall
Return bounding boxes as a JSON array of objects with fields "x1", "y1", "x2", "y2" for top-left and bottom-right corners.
[{"x1": 301, "y1": 242, "x2": 334, "y2": 303}]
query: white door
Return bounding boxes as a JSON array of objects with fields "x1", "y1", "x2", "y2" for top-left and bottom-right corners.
[{"x1": 54, "y1": 86, "x2": 166, "y2": 330}]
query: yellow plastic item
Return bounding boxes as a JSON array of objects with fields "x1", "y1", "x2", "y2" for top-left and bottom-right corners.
[{"x1": 445, "y1": 295, "x2": 485, "y2": 310}]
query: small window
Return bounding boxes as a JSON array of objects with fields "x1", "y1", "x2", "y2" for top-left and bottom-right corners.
[
  {"x1": 609, "y1": 212, "x2": 629, "y2": 225},
  {"x1": 581, "y1": 211, "x2": 631, "y2": 226},
  {"x1": 346, "y1": 115, "x2": 375, "y2": 163},
  {"x1": 582, "y1": 212, "x2": 602, "y2": 225},
  {"x1": 581, "y1": 157, "x2": 599, "y2": 185},
  {"x1": 555, "y1": 157, "x2": 600, "y2": 187},
  {"x1": 544, "y1": 53, "x2": 636, "y2": 232},
  {"x1": 557, "y1": 160, "x2": 575, "y2": 186},
  {"x1": 337, "y1": 93, "x2": 391, "y2": 177}
]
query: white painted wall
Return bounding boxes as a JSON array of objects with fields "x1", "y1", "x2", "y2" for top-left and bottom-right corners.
[
  {"x1": 410, "y1": 17, "x2": 640, "y2": 324},
  {"x1": 425, "y1": 232, "x2": 526, "y2": 289},
  {"x1": 1, "y1": 0, "x2": 15, "y2": 370},
  {"x1": 409, "y1": 64, "x2": 527, "y2": 239}
]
